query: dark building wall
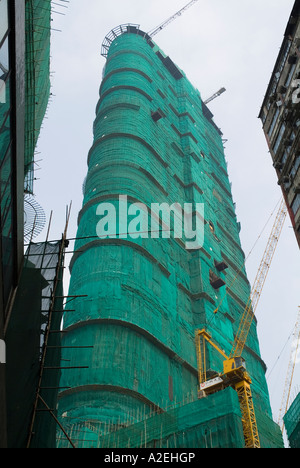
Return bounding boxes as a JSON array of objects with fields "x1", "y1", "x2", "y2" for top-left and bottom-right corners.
[
  {"x1": 259, "y1": 0, "x2": 300, "y2": 248},
  {"x1": 0, "y1": 0, "x2": 25, "y2": 448},
  {"x1": 0, "y1": 0, "x2": 51, "y2": 448}
]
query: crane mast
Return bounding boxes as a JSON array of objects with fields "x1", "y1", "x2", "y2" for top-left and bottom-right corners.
[
  {"x1": 195, "y1": 198, "x2": 287, "y2": 448},
  {"x1": 230, "y1": 198, "x2": 287, "y2": 359},
  {"x1": 147, "y1": 0, "x2": 200, "y2": 38}
]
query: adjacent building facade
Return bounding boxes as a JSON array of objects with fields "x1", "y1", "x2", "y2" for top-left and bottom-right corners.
[
  {"x1": 284, "y1": 391, "x2": 300, "y2": 448},
  {"x1": 0, "y1": 0, "x2": 52, "y2": 448},
  {"x1": 1, "y1": 0, "x2": 26, "y2": 447},
  {"x1": 57, "y1": 26, "x2": 283, "y2": 448},
  {"x1": 259, "y1": 0, "x2": 300, "y2": 248}
]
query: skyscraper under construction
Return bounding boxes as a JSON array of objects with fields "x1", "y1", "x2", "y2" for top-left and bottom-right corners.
[{"x1": 57, "y1": 25, "x2": 283, "y2": 448}]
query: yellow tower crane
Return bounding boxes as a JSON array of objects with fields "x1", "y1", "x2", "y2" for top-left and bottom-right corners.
[
  {"x1": 147, "y1": 0, "x2": 200, "y2": 38},
  {"x1": 195, "y1": 198, "x2": 288, "y2": 448}
]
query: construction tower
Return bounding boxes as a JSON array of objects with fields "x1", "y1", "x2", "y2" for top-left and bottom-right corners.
[{"x1": 57, "y1": 25, "x2": 283, "y2": 448}]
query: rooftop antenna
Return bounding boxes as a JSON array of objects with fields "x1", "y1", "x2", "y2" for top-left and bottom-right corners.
[{"x1": 147, "y1": 0, "x2": 200, "y2": 38}]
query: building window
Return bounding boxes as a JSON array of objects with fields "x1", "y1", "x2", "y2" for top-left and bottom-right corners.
[
  {"x1": 278, "y1": 40, "x2": 292, "y2": 76},
  {"x1": 291, "y1": 156, "x2": 300, "y2": 179},
  {"x1": 292, "y1": 194, "x2": 300, "y2": 217},
  {"x1": 285, "y1": 63, "x2": 296, "y2": 88},
  {"x1": 261, "y1": 109, "x2": 267, "y2": 124},
  {"x1": 282, "y1": 149, "x2": 289, "y2": 166},
  {"x1": 268, "y1": 108, "x2": 280, "y2": 138},
  {"x1": 151, "y1": 109, "x2": 164, "y2": 122},
  {"x1": 273, "y1": 123, "x2": 286, "y2": 153},
  {"x1": 267, "y1": 41, "x2": 291, "y2": 101}
]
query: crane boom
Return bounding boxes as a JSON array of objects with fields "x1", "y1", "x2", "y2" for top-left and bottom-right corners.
[
  {"x1": 204, "y1": 87, "x2": 226, "y2": 105},
  {"x1": 278, "y1": 307, "x2": 300, "y2": 432},
  {"x1": 195, "y1": 198, "x2": 287, "y2": 448},
  {"x1": 230, "y1": 198, "x2": 288, "y2": 359},
  {"x1": 195, "y1": 329, "x2": 261, "y2": 448},
  {"x1": 147, "y1": 0, "x2": 200, "y2": 38}
]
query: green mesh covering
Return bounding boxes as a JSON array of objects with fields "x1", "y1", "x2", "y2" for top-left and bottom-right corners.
[
  {"x1": 57, "y1": 387, "x2": 245, "y2": 449},
  {"x1": 57, "y1": 27, "x2": 283, "y2": 448},
  {"x1": 284, "y1": 392, "x2": 300, "y2": 448},
  {"x1": 24, "y1": 0, "x2": 51, "y2": 193}
]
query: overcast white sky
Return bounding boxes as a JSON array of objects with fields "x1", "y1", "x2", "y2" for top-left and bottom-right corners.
[{"x1": 33, "y1": 0, "x2": 299, "y2": 442}]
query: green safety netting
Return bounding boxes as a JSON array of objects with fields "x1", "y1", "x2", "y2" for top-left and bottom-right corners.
[
  {"x1": 57, "y1": 386, "x2": 283, "y2": 449},
  {"x1": 284, "y1": 392, "x2": 300, "y2": 448},
  {"x1": 57, "y1": 27, "x2": 283, "y2": 448},
  {"x1": 24, "y1": 0, "x2": 51, "y2": 193},
  {"x1": 57, "y1": 387, "x2": 244, "y2": 449}
]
